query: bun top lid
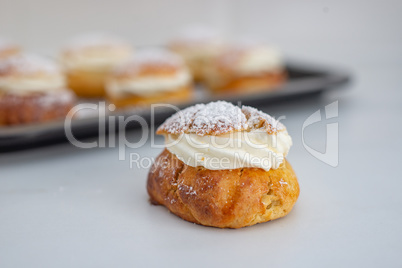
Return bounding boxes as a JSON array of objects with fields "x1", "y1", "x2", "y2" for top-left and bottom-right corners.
[{"x1": 157, "y1": 101, "x2": 286, "y2": 136}]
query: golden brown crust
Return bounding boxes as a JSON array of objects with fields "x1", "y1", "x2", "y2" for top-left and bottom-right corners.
[
  {"x1": 0, "y1": 90, "x2": 75, "y2": 126},
  {"x1": 147, "y1": 149, "x2": 299, "y2": 228},
  {"x1": 60, "y1": 35, "x2": 133, "y2": 98},
  {"x1": 208, "y1": 71, "x2": 286, "y2": 94},
  {"x1": 107, "y1": 85, "x2": 193, "y2": 108},
  {"x1": 66, "y1": 68, "x2": 108, "y2": 97}
]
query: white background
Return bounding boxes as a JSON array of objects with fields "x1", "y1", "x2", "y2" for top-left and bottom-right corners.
[{"x1": 0, "y1": 0, "x2": 401, "y2": 267}]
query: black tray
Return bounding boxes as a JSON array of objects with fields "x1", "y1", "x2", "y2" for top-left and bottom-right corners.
[{"x1": 0, "y1": 60, "x2": 350, "y2": 151}]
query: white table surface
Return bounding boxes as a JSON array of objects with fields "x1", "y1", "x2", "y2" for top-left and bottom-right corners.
[{"x1": 1, "y1": 1, "x2": 402, "y2": 267}]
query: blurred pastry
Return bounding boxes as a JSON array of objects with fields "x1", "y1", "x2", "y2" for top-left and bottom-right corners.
[
  {"x1": 204, "y1": 41, "x2": 286, "y2": 94},
  {"x1": 106, "y1": 48, "x2": 193, "y2": 108},
  {"x1": 0, "y1": 54, "x2": 75, "y2": 125},
  {"x1": 168, "y1": 26, "x2": 224, "y2": 82},
  {"x1": 60, "y1": 33, "x2": 133, "y2": 98},
  {"x1": 147, "y1": 101, "x2": 299, "y2": 228},
  {"x1": 0, "y1": 38, "x2": 20, "y2": 59}
]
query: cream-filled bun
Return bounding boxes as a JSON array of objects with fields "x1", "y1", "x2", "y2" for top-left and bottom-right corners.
[
  {"x1": 147, "y1": 101, "x2": 299, "y2": 228},
  {"x1": 0, "y1": 54, "x2": 75, "y2": 125},
  {"x1": 60, "y1": 33, "x2": 133, "y2": 97},
  {"x1": 168, "y1": 26, "x2": 225, "y2": 81},
  {"x1": 0, "y1": 38, "x2": 20, "y2": 59},
  {"x1": 0, "y1": 54, "x2": 67, "y2": 94},
  {"x1": 205, "y1": 40, "x2": 287, "y2": 93},
  {"x1": 157, "y1": 101, "x2": 292, "y2": 171},
  {"x1": 106, "y1": 48, "x2": 193, "y2": 108}
]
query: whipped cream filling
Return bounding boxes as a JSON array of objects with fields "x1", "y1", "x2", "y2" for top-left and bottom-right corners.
[
  {"x1": 165, "y1": 130, "x2": 292, "y2": 171},
  {"x1": 0, "y1": 76, "x2": 66, "y2": 94},
  {"x1": 106, "y1": 70, "x2": 191, "y2": 97},
  {"x1": 234, "y1": 47, "x2": 283, "y2": 75}
]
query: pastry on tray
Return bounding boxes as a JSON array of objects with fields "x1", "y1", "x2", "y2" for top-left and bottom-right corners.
[
  {"x1": 147, "y1": 101, "x2": 299, "y2": 228},
  {"x1": 106, "y1": 48, "x2": 193, "y2": 108},
  {"x1": 168, "y1": 26, "x2": 224, "y2": 82},
  {"x1": 204, "y1": 40, "x2": 286, "y2": 94},
  {"x1": 0, "y1": 54, "x2": 76, "y2": 126},
  {"x1": 0, "y1": 38, "x2": 20, "y2": 59},
  {"x1": 60, "y1": 33, "x2": 133, "y2": 97}
]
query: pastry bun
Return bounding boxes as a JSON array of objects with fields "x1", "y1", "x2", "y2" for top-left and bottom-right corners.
[
  {"x1": 147, "y1": 101, "x2": 299, "y2": 228},
  {"x1": 204, "y1": 40, "x2": 286, "y2": 94},
  {"x1": 60, "y1": 33, "x2": 133, "y2": 97},
  {"x1": 168, "y1": 26, "x2": 224, "y2": 82},
  {"x1": 0, "y1": 54, "x2": 75, "y2": 125},
  {"x1": 106, "y1": 48, "x2": 193, "y2": 108}
]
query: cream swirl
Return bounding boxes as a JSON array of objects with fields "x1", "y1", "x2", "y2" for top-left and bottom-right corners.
[
  {"x1": 0, "y1": 75, "x2": 65, "y2": 94},
  {"x1": 235, "y1": 47, "x2": 283, "y2": 74},
  {"x1": 165, "y1": 130, "x2": 292, "y2": 171}
]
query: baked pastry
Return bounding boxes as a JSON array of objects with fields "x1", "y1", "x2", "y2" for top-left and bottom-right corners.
[
  {"x1": 168, "y1": 26, "x2": 224, "y2": 82},
  {"x1": 60, "y1": 33, "x2": 133, "y2": 97},
  {"x1": 106, "y1": 48, "x2": 193, "y2": 108},
  {"x1": 0, "y1": 54, "x2": 76, "y2": 125},
  {"x1": 147, "y1": 101, "x2": 299, "y2": 228},
  {"x1": 0, "y1": 38, "x2": 20, "y2": 59},
  {"x1": 204, "y1": 41, "x2": 286, "y2": 94}
]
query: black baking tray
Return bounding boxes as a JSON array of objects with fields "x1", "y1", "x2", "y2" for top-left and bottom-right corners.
[{"x1": 0, "y1": 60, "x2": 350, "y2": 151}]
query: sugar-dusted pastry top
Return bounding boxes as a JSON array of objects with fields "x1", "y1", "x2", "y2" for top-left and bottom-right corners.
[
  {"x1": 111, "y1": 48, "x2": 187, "y2": 78},
  {"x1": 0, "y1": 54, "x2": 60, "y2": 76},
  {"x1": 0, "y1": 54, "x2": 66, "y2": 94},
  {"x1": 62, "y1": 33, "x2": 131, "y2": 53},
  {"x1": 106, "y1": 48, "x2": 192, "y2": 97},
  {"x1": 157, "y1": 101, "x2": 285, "y2": 136},
  {"x1": 60, "y1": 33, "x2": 133, "y2": 70},
  {"x1": 168, "y1": 27, "x2": 225, "y2": 62},
  {"x1": 214, "y1": 40, "x2": 283, "y2": 75}
]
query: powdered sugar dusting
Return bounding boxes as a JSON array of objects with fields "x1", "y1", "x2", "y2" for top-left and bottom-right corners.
[
  {"x1": 158, "y1": 101, "x2": 247, "y2": 136},
  {"x1": 113, "y1": 48, "x2": 185, "y2": 75},
  {"x1": 0, "y1": 54, "x2": 60, "y2": 75},
  {"x1": 158, "y1": 101, "x2": 286, "y2": 136},
  {"x1": 158, "y1": 103, "x2": 205, "y2": 134},
  {"x1": 1, "y1": 89, "x2": 75, "y2": 109},
  {"x1": 190, "y1": 101, "x2": 247, "y2": 135},
  {"x1": 242, "y1": 105, "x2": 285, "y2": 133}
]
